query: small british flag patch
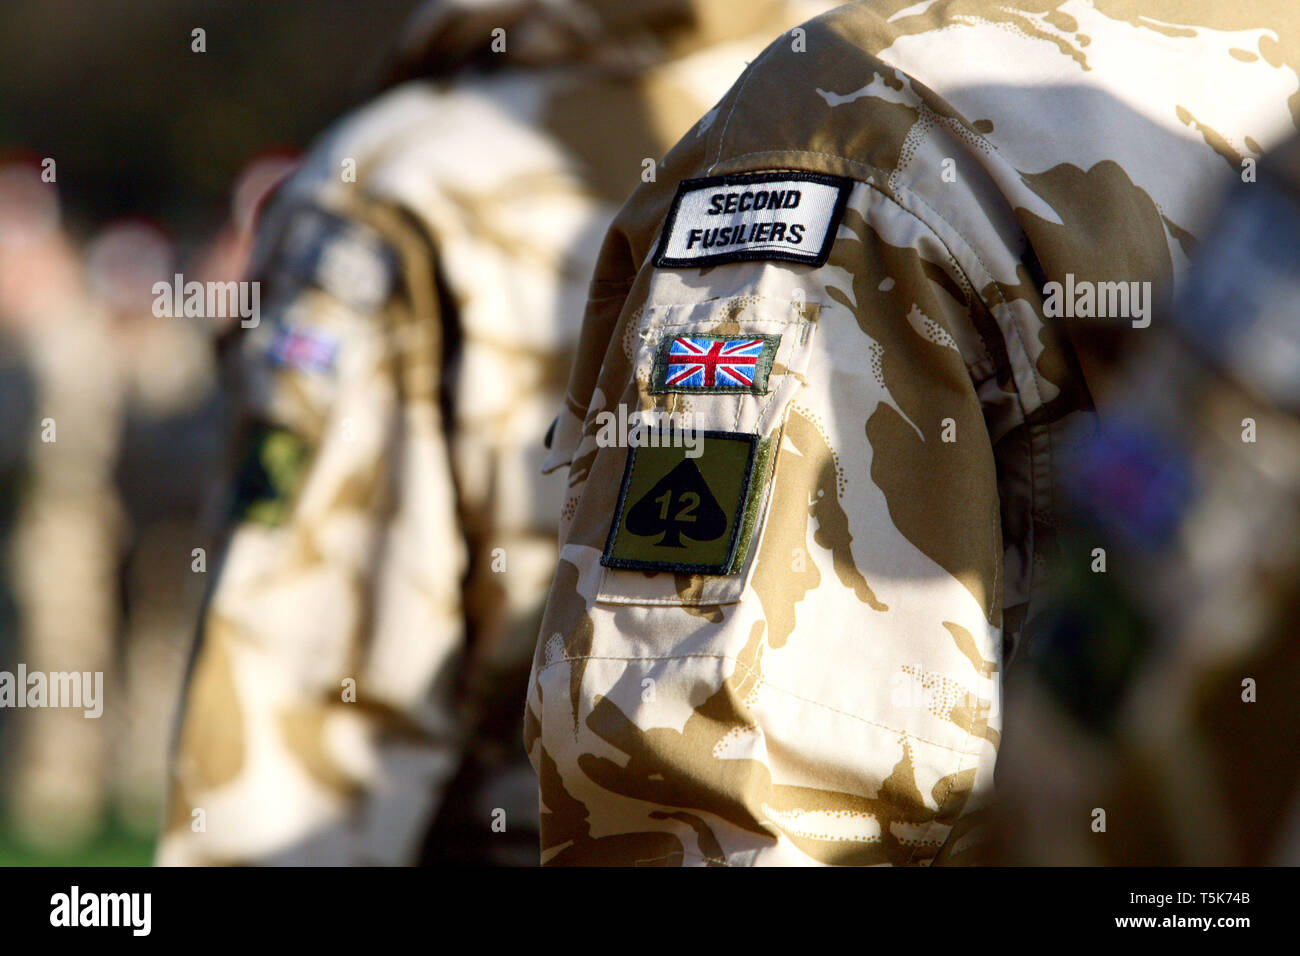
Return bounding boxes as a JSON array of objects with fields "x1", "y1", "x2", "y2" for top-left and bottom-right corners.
[
  {"x1": 651, "y1": 333, "x2": 779, "y2": 394},
  {"x1": 267, "y1": 324, "x2": 339, "y2": 375}
]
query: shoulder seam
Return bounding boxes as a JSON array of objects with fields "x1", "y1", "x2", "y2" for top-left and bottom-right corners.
[{"x1": 708, "y1": 146, "x2": 1047, "y2": 411}]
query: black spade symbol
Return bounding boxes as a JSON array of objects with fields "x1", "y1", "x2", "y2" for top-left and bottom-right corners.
[{"x1": 626, "y1": 458, "x2": 727, "y2": 548}]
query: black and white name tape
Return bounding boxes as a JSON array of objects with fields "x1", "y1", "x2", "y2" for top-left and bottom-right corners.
[{"x1": 653, "y1": 171, "x2": 852, "y2": 269}]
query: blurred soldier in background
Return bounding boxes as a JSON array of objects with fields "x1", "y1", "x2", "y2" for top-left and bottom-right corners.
[
  {"x1": 0, "y1": 162, "x2": 122, "y2": 851},
  {"x1": 84, "y1": 222, "x2": 221, "y2": 837},
  {"x1": 0, "y1": 170, "x2": 39, "y2": 684},
  {"x1": 161, "y1": 0, "x2": 838, "y2": 865},
  {"x1": 525, "y1": 0, "x2": 1299, "y2": 865},
  {"x1": 0, "y1": 183, "x2": 226, "y2": 852},
  {"x1": 996, "y1": 135, "x2": 1300, "y2": 866}
]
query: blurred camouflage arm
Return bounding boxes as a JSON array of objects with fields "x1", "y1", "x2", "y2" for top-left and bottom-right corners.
[{"x1": 159, "y1": 195, "x2": 468, "y2": 866}]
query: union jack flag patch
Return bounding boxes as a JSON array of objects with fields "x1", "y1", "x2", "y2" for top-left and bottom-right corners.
[
  {"x1": 267, "y1": 324, "x2": 339, "y2": 375},
  {"x1": 650, "y1": 333, "x2": 779, "y2": 394}
]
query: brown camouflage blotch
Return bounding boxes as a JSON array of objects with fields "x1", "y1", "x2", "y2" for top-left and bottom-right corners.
[
  {"x1": 171, "y1": 617, "x2": 246, "y2": 792},
  {"x1": 944, "y1": 621, "x2": 998, "y2": 678},
  {"x1": 278, "y1": 703, "x2": 363, "y2": 796},
  {"x1": 824, "y1": 214, "x2": 1000, "y2": 621},
  {"x1": 532, "y1": 558, "x2": 595, "y2": 735}
]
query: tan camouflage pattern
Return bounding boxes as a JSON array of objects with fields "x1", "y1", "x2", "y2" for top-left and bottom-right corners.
[
  {"x1": 2, "y1": 187, "x2": 218, "y2": 849},
  {"x1": 529, "y1": 0, "x2": 1300, "y2": 864},
  {"x1": 4, "y1": 275, "x2": 122, "y2": 850},
  {"x1": 159, "y1": 0, "x2": 839, "y2": 865},
  {"x1": 995, "y1": 135, "x2": 1300, "y2": 866}
]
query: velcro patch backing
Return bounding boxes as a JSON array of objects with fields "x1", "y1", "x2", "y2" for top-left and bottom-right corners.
[
  {"x1": 602, "y1": 431, "x2": 757, "y2": 575},
  {"x1": 653, "y1": 171, "x2": 852, "y2": 269}
]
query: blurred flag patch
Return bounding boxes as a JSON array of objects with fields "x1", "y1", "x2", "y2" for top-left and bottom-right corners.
[{"x1": 267, "y1": 324, "x2": 338, "y2": 374}]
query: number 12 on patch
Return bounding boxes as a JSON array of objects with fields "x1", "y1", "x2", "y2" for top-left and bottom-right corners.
[{"x1": 601, "y1": 431, "x2": 758, "y2": 575}]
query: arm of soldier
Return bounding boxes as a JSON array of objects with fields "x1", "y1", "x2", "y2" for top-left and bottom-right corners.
[
  {"x1": 158, "y1": 200, "x2": 468, "y2": 865},
  {"x1": 527, "y1": 178, "x2": 1006, "y2": 865}
]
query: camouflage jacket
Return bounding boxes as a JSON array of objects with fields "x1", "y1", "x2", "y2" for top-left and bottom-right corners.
[
  {"x1": 997, "y1": 135, "x2": 1300, "y2": 866},
  {"x1": 527, "y1": 0, "x2": 1300, "y2": 865},
  {"x1": 160, "y1": 0, "x2": 838, "y2": 866}
]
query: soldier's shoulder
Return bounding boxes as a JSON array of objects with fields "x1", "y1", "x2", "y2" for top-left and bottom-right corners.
[
  {"x1": 285, "y1": 75, "x2": 576, "y2": 212},
  {"x1": 697, "y1": 3, "x2": 906, "y2": 175},
  {"x1": 249, "y1": 72, "x2": 585, "y2": 295},
  {"x1": 605, "y1": 4, "x2": 903, "y2": 270}
]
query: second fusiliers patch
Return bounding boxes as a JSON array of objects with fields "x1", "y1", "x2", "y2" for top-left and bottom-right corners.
[
  {"x1": 653, "y1": 170, "x2": 852, "y2": 268},
  {"x1": 602, "y1": 431, "x2": 757, "y2": 575}
]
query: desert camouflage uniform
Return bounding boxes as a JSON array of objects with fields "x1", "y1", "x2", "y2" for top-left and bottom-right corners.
[
  {"x1": 528, "y1": 0, "x2": 1300, "y2": 865},
  {"x1": 2, "y1": 181, "x2": 217, "y2": 853},
  {"x1": 97, "y1": 222, "x2": 222, "y2": 838},
  {"x1": 996, "y1": 135, "x2": 1300, "y2": 866},
  {"x1": 160, "y1": 0, "x2": 838, "y2": 866},
  {"x1": 5, "y1": 280, "x2": 122, "y2": 851},
  {"x1": 0, "y1": 169, "x2": 123, "y2": 851}
]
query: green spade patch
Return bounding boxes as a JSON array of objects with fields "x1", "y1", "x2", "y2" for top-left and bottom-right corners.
[
  {"x1": 230, "y1": 422, "x2": 312, "y2": 528},
  {"x1": 602, "y1": 430, "x2": 757, "y2": 574}
]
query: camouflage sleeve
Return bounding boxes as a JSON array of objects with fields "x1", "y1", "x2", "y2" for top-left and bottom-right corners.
[
  {"x1": 527, "y1": 174, "x2": 1009, "y2": 866},
  {"x1": 159, "y1": 198, "x2": 468, "y2": 865}
]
